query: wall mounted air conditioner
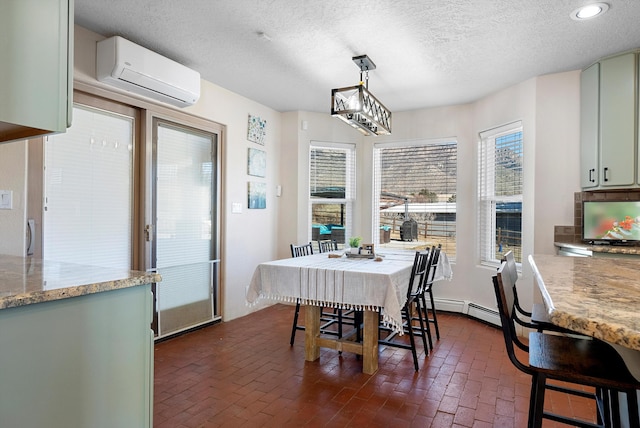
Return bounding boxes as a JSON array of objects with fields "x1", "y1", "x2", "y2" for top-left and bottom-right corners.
[{"x1": 96, "y1": 36, "x2": 200, "y2": 108}]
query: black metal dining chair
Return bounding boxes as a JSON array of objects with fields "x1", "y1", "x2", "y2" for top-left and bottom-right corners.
[
  {"x1": 289, "y1": 242, "x2": 355, "y2": 346},
  {"x1": 419, "y1": 244, "x2": 441, "y2": 349},
  {"x1": 409, "y1": 246, "x2": 435, "y2": 353},
  {"x1": 289, "y1": 243, "x2": 313, "y2": 346},
  {"x1": 378, "y1": 250, "x2": 430, "y2": 371},
  {"x1": 317, "y1": 239, "x2": 338, "y2": 253},
  {"x1": 493, "y1": 260, "x2": 640, "y2": 428},
  {"x1": 316, "y1": 238, "x2": 357, "y2": 341}
]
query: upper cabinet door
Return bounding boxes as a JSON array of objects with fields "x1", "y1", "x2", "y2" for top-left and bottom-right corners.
[
  {"x1": 599, "y1": 53, "x2": 636, "y2": 187},
  {"x1": 0, "y1": 0, "x2": 73, "y2": 144},
  {"x1": 580, "y1": 63, "x2": 599, "y2": 189}
]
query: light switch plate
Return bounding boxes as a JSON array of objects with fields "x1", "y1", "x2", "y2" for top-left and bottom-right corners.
[
  {"x1": 231, "y1": 202, "x2": 242, "y2": 214},
  {"x1": 0, "y1": 190, "x2": 12, "y2": 209}
]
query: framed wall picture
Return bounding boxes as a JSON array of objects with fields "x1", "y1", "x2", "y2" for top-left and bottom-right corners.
[
  {"x1": 247, "y1": 148, "x2": 266, "y2": 177},
  {"x1": 248, "y1": 181, "x2": 266, "y2": 209},
  {"x1": 247, "y1": 114, "x2": 267, "y2": 145}
]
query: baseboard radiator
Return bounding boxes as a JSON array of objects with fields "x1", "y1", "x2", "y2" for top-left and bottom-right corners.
[
  {"x1": 465, "y1": 302, "x2": 501, "y2": 326},
  {"x1": 431, "y1": 298, "x2": 501, "y2": 327}
]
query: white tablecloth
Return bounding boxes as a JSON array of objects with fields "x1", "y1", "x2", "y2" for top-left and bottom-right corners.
[{"x1": 246, "y1": 250, "x2": 452, "y2": 334}]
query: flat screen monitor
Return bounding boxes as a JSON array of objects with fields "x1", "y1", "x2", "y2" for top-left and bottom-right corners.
[{"x1": 583, "y1": 200, "x2": 640, "y2": 243}]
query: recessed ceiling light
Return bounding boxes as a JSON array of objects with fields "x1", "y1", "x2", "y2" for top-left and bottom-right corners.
[{"x1": 570, "y1": 2, "x2": 610, "y2": 20}]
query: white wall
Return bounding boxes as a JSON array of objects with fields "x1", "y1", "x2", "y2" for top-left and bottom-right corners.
[
  {"x1": 534, "y1": 71, "x2": 581, "y2": 254},
  {"x1": 285, "y1": 111, "x2": 363, "y2": 253},
  {"x1": 0, "y1": 141, "x2": 27, "y2": 256}
]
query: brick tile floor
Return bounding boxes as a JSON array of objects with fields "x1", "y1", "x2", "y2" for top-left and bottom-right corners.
[{"x1": 153, "y1": 304, "x2": 597, "y2": 427}]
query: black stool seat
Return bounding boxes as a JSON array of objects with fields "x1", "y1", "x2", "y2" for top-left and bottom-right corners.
[{"x1": 529, "y1": 332, "x2": 640, "y2": 391}]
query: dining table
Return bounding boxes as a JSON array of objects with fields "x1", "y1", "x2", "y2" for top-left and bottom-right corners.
[
  {"x1": 528, "y1": 254, "x2": 640, "y2": 381},
  {"x1": 246, "y1": 249, "x2": 452, "y2": 374}
]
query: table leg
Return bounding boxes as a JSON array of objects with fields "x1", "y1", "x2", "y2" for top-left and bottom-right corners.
[
  {"x1": 304, "y1": 305, "x2": 321, "y2": 361},
  {"x1": 362, "y1": 309, "x2": 379, "y2": 375}
]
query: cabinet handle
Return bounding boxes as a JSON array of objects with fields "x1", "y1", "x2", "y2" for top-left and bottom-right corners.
[
  {"x1": 589, "y1": 168, "x2": 595, "y2": 183},
  {"x1": 603, "y1": 167, "x2": 609, "y2": 182}
]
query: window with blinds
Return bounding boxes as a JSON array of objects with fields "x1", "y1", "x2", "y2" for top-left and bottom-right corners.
[
  {"x1": 373, "y1": 140, "x2": 457, "y2": 257},
  {"x1": 43, "y1": 104, "x2": 133, "y2": 269},
  {"x1": 478, "y1": 122, "x2": 523, "y2": 264},
  {"x1": 309, "y1": 142, "x2": 355, "y2": 247}
]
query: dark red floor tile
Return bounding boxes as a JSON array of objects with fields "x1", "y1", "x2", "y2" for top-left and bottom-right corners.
[{"x1": 153, "y1": 306, "x2": 597, "y2": 427}]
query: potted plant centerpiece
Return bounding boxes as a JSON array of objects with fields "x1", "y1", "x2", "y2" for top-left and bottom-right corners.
[{"x1": 348, "y1": 236, "x2": 362, "y2": 254}]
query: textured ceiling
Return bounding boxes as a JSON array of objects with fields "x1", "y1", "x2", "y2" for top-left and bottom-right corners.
[{"x1": 75, "y1": 0, "x2": 640, "y2": 113}]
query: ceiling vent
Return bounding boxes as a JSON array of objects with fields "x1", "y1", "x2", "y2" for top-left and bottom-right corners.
[{"x1": 96, "y1": 36, "x2": 200, "y2": 108}]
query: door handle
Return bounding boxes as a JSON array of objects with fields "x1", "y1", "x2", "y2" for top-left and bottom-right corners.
[
  {"x1": 145, "y1": 224, "x2": 154, "y2": 242},
  {"x1": 26, "y1": 219, "x2": 35, "y2": 256}
]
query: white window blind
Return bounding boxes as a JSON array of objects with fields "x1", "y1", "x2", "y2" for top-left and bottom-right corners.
[
  {"x1": 309, "y1": 142, "x2": 356, "y2": 246},
  {"x1": 155, "y1": 123, "x2": 214, "y2": 307},
  {"x1": 373, "y1": 140, "x2": 457, "y2": 256},
  {"x1": 478, "y1": 122, "x2": 523, "y2": 264},
  {"x1": 43, "y1": 105, "x2": 133, "y2": 269},
  {"x1": 154, "y1": 122, "x2": 216, "y2": 337}
]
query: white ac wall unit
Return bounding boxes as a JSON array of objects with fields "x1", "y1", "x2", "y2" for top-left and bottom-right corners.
[{"x1": 96, "y1": 36, "x2": 200, "y2": 108}]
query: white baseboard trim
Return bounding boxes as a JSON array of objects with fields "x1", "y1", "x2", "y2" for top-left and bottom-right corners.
[
  {"x1": 432, "y1": 298, "x2": 465, "y2": 313},
  {"x1": 431, "y1": 298, "x2": 501, "y2": 327}
]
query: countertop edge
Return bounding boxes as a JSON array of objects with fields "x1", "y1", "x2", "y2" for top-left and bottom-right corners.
[
  {"x1": 547, "y1": 310, "x2": 640, "y2": 351},
  {"x1": 554, "y1": 241, "x2": 640, "y2": 255},
  {"x1": 0, "y1": 270, "x2": 161, "y2": 310}
]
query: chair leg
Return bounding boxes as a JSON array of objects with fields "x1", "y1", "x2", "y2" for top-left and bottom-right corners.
[
  {"x1": 627, "y1": 389, "x2": 639, "y2": 428},
  {"x1": 428, "y1": 289, "x2": 440, "y2": 340},
  {"x1": 420, "y1": 294, "x2": 434, "y2": 350},
  {"x1": 413, "y1": 299, "x2": 429, "y2": 354},
  {"x1": 290, "y1": 300, "x2": 301, "y2": 346},
  {"x1": 530, "y1": 373, "x2": 546, "y2": 428},
  {"x1": 596, "y1": 387, "x2": 609, "y2": 426},
  {"x1": 527, "y1": 374, "x2": 537, "y2": 428},
  {"x1": 404, "y1": 308, "x2": 419, "y2": 371},
  {"x1": 611, "y1": 390, "x2": 621, "y2": 428}
]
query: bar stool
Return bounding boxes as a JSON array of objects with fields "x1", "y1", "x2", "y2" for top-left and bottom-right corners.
[{"x1": 493, "y1": 261, "x2": 640, "y2": 427}]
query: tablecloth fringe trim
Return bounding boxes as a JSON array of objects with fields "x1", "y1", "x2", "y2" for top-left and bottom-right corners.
[{"x1": 246, "y1": 293, "x2": 404, "y2": 335}]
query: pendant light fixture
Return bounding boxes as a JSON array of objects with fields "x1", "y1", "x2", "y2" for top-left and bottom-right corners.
[{"x1": 331, "y1": 55, "x2": 392, "y2": 136}]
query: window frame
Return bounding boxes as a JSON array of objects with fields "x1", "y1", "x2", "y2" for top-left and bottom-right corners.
[
  {"x1": 477, "y1": 121, "x2": 523, "y2": 267},
  {"x1": 373, "y1": 138, "x2": 458, "y2": 258},
  {"x1": 308, "y1": 141, "x2": 356, "y2": 245}
]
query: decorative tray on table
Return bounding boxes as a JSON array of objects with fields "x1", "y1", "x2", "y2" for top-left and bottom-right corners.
[
  {"x1": 345, "y1": 244, "x2": 376, "y2": 259},
  {"x1": 345, "y1": 252, "x2": 375, "y2": 259}
]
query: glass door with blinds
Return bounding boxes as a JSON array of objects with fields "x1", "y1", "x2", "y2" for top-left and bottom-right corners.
[
  {"x1": 43, "y1": 104, "x2": 134, "y2": 269},
  {"x1": 151, "y1": 120, "x2": 219, "y2": 338}
]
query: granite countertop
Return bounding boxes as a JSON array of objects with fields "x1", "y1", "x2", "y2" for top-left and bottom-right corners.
[
  {"x1": 529, "y1": 254, "x2": 640, "y2": 351},
  {"x1": 555, "y1": 241, "x2": 640, "y2": 255},
  {"x1": 0, "y1": 255, "x2": 161, "y2": 310}
]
